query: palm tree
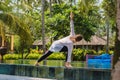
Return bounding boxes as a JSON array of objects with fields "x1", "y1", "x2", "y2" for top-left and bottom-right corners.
[
  {"x1": 0, "y1": 0, "x2": 32, "y2": 52},
  {"x1": 0, "y1": 13, "x2": 32, "y2": 49},
  {"x1": 113, "y1": 0, "x2": 120, "y2": 68}
]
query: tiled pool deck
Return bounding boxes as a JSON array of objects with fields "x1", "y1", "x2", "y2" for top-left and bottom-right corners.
[{"x1": 0, "y1": 74, "x2": 56, "y2": 80}]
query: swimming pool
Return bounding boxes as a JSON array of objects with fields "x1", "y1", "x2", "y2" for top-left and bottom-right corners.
[{"x1": 0, "y1": 61, "x2": 111, "y2": 80}]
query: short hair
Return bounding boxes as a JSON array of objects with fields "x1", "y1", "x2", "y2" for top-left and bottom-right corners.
[{"x1": 74, "y1": 34, "x2": 83, "y2": 42}]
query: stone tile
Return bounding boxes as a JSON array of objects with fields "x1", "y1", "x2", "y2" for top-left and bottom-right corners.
[
  {"x1": 92, "y1": 71, "x2": 102, "y2": 80},
  {"x1": 49, "y1": 67, "x2": 55, "y2": 78},
  {"x1": 83, "y1": 69, "x2": 93, "y2": 80},
  {"x1": 55, "y1": 67, "x2": 64, "y2": 80},
  {"x1": 0, "y1": 64, "x2": 15, "y2": 75},
  {"x1": 37, "y1": 66, "x2": 49, "y2": 78},
  {"x1": 72, "y1": 68, "x2": 80, "y2": 80},
  {"x1": 102, "y1": 71, "x2": 111, "y2": 80},
  {"x1": 15, "y1": 65, "x2": 26, "y2": 76},
  {"x1": 24, "y1": 65, "x2": 38, "y2": 77},
  {"x1": 0, "y1": 74, "x2": 56, "y2": 80},
  {"x1": 64, "y1": 68, "x2": 75, "y2": 80},
  {"x1": 78, "y1": 68, "x2": 84, "y2": 80}
]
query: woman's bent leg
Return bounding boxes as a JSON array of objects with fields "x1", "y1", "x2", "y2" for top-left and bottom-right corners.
[{"x1": 60, "y1": 46, "x2": 72, "y2": 68}]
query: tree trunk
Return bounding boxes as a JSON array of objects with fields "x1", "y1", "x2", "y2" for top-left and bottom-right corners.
[
  {"x1": 1, "y1": 25, "x2": 5, "y2": 47},
  {"x1": 10, "y1": 35, "x2": 14, "y2": 51},
  {"x1": 112, "y1": 60, "x2": 120, "y2": 80},
  {"x1": 41, "y1": 0, "x2": 46, "y2": 65},
  {"x1": 49, "y1": 0, "x2": 53, "y2": 44},
  {"x1": 113, "y1": 0, "x2": 120, "y2": 68},
  {"x1": 49, "y1": 0, "x2": 52, "y2": 17}
]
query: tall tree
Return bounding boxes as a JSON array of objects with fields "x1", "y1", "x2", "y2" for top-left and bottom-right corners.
[
  {"x1": 41, "y1": 0, "x2": 46, "y2": 59},
  {"x1": 45, "y1": 1, "x2": 101, "y2": 41},
  {"x1": 113, "y1": 0, "x2": 120, "y2": 68},
  {"x1": 0, "y1": 0, "x2": 32, "y2": 52}
]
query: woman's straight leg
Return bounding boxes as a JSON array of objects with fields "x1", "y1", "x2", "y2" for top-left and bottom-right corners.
[{"x1": 37, "y1": 50, "x2": 53, "y2": 62}]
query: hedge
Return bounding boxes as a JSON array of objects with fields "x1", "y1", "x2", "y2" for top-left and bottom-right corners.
[{"x1": 3, "y1": 48, "x2": 114, "y2": 61}]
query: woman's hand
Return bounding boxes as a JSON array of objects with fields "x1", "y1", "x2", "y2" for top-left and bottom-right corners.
[{"x1": 70, "y1": 12, "x2": 74, "y2": 20}]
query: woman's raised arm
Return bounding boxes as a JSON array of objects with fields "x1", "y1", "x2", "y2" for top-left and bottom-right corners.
[{"x1": 70, "y1": 12, "x2": 75, "y2": 36}]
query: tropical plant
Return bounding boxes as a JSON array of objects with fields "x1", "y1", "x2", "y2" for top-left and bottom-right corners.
[
  {"x1": 45, "y1": 2, "x2": 101, "y2": 41},
  {"x1": 0, "y1": 0, "x2": 32, "y2": 52}
]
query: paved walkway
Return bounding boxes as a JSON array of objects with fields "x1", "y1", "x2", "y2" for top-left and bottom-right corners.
[{"x1": 0, "y1": 74, "x2": 56, "y2": 80}]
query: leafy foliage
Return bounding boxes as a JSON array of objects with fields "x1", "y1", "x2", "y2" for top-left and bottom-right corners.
[
  {"x1": 0, "y1": 0, "x2": 33, "y2": 52},
  {"x1": 72, "y1": 48, "x2": 97, "y2": 61},
  {"x1": 0, "y1": 13, "x2": 33, "y2": 51},
  {"x1": 45, "y1": 3, "x2": 101, "y2": 41},
  {"x1": 48, "y1": 52, "x2": 65, "y2": 60},
  {"x1": 0, "y1": 0, "x2": 115, "y2": 55}
]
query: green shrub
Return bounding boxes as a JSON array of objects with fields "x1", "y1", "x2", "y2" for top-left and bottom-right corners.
[
  {"x1": 3, "y1": 48, "x2": 114, "y2": 61},
  {"x1": 4, "y1": 53, "x2": 19, "y2": 60},
  {"x1": 98, "y1": 50, "x2": 106, "y2": 55},
  {"x1": 72, "y1": 48, "x2": 84, "y2": 61},
  {"x1": 72, "y1": 48, "x2": 97, "y2": 61},
  {"x1": 109, "y1": 50, "x2": 114, "y2": 55},
  {"x1": 4, "y1": 53, "x2": 41, "y2": 60},
  {"x1": 26, "y1": 53, "x2": 41, "y2": 59},
  {"x1": 48, "y1": 52, "x2": 65, "y2": 60}
]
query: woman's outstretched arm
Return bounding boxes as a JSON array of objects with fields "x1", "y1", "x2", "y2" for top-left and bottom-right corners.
[{"x1": 70, "y1": 12, "x2": 75, "y2": 36}]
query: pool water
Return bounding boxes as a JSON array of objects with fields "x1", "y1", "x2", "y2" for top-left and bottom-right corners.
[
  {"x1": 0, "y1": 59, "x2": 112, "y2": 80},
  {"x1": 0, "y1": 63, "x2": 111, "y2": 80},
  {"x1": 3, "y1": 60, "x2": 86, "y2": 68},
  {"x1": 3, "y1": 59, "x2": 112, "y2": 69}
]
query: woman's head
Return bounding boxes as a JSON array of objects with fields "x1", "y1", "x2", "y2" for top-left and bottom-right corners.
[
  {"x1": 70, "y1": 34, "x2": 83, "y2": 43},
  {"x1": 74, "y1": 34, "x2": 83, "y2": 42}
]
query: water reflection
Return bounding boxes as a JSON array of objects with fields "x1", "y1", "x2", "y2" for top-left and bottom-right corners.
[
  {"x1": 3, "y1": 60, "x2": 111, "y2": 69},
  {"x1": 0, "y1": 60, "x2": 111, "y2": 80},
  {"x1": 3, "y1": 60, "x2": 86, "y2": 68}
]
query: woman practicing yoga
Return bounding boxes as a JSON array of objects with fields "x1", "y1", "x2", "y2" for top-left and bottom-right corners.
[{"x1": 35, "y1": 12, "x2": 83, "y2": 68}]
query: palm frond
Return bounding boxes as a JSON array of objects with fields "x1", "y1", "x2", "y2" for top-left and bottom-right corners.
[{"x1": 0, "y1": 13, "x2": 32, "y2": 47}]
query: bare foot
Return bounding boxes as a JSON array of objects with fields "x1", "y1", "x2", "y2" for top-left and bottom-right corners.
[
  {"x1": 34, "y1": 62, "x2": 39, "y2": 66},
  {"x1": 65, "y1": 62, "x2": 73, "y2": 69},
  {"x1": 65, "y1": 65, "x2": 72, "y2": 69}
]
